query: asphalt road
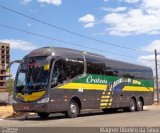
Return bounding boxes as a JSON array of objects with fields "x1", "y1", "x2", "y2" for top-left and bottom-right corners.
[{"x1": 0, "y1": 105, "x2": 160, "y2": 127}]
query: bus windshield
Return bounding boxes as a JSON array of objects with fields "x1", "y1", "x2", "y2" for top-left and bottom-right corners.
[{"x1": 15, "y1": 56, "x2": 50, "y2": 93}]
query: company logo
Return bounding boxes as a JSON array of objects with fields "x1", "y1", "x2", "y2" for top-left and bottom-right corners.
[{"x1": 86, "y1": 75, "x2": 108, "y2": 84}]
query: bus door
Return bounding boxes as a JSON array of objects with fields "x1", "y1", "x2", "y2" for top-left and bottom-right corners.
[
  {"x1": 49, "y1": 59, "x2": 67, "y2": 111},
  {"x1": 113, "y1": 82, "x2": 126, "y2": 108}
]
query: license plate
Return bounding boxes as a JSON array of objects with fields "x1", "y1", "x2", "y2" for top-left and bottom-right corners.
[{"x1": 24, "y1": 106, "x2": 30, "y2": 110}]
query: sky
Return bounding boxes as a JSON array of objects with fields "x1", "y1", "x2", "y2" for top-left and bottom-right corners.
[{"x1": 0, "y1": 0, "x2": 160, "y2": 77}]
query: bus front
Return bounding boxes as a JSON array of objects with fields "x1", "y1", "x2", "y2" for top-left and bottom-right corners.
[{"x1": 12, "y1": 55, "x2": 52, "y2": 113}]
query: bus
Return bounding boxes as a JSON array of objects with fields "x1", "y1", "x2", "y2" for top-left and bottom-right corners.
[{"x1": 10, "y1": 47, "x2": 154, "y2": 118}]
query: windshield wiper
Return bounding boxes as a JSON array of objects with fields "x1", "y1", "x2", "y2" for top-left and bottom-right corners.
[{"x1": 33, "y1": 82, "x2": 47, "y2": 86}]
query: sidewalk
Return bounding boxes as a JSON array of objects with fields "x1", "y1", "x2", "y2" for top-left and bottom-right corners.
[{"x1": 0, "y1": 105, "x2": 13, "y2": 119}]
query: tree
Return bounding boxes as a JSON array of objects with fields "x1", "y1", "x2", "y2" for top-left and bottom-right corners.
[{"x1": 5, "y1": 78, "x2": 14, "y2": 96}]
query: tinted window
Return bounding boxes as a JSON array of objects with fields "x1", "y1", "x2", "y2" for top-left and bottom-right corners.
[
  {"x1": 86, "y1": 57, "x2": 106, "y2": 75},
  {"x1": 51, "y1": 55, "x2": 84, "y2": 87},
  {"x1": 64, "y1": 57, "x2": 84, "y2": 79},
  {"x1": 105, "y1": 59, "x2": 153, "y2": 80},
  {"x1": 51, "y1": 60, "x2": 65, "y2": 85}
]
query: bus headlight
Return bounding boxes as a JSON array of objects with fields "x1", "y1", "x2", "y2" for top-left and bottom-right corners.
[{"x1": 37, "y1": 97, "x2": 50, "y2": 103}]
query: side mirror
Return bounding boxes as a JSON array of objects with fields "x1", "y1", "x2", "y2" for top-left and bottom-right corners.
[
  {"x1": 51, "y1": 76, "x2": 59, "y2": 88},
  {"x1": 51, "y1": 74, "x2": 64, "y2": 88},
  {"x1": 52, "y1": 77, "x2": 58, "y2": 84}
]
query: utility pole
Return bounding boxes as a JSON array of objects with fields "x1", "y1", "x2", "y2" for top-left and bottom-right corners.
[{"x1": 155, "y1": 49, "x2": 159, "y2": 104}]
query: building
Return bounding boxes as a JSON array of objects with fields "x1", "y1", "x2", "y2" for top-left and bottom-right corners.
[{"x1": 0, "y1": 42, "x2": 10, "y2": 92}]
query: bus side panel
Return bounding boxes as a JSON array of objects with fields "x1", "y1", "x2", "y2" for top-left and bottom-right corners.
[
  {"x1": 81, "y1": 90, "x2": 102, "y2": 109},
  {"x1": 49, "y1": 88, "x2": 84, "y2": 112},
  {"x1": 49, "y1": 89, "x2": 68, "y2": 112},
  {"x1": 49, "y1": 88, "x2": 103, "y2": 112},
  {"x1": 133, "y1": 91, "x2": 154, "y2": 105},
  {"x1": 111, "y1": 91, "x2": 129, "y2": 108},
  {"x1": 112, "y1": 91, "x2": 154, "y2": 108}
]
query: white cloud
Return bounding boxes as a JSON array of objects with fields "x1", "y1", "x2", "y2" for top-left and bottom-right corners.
[
  {"x1": 138, "y1": 40, "x2": 160, "y2": 75},
  {"x1": 84, "y1": 23, "x2": 94, "y2": 28},
  {"x1": 138, "y1": 55, "x2": 154, "y2": 61},
  {"x1": 0, "y1": 39, "x2": 37, "y2": 51},
  {"x1": 101, "y1": 7, "x2": 127, "y2": 12},
  {"x1": 79, "y1": 14, "x2": 95, "y2": 23},
  {"x1": 103, "y1": 0, "x2": 140, "y2": 3},
  {"x1": 137, "y1": 53, "x2": 159, "y2": 76},
  {"x1": 79, "y1": 14, "x2": 96, "y2": 28},
  {"x1": 103, "y1": 0, "x2": 160, "y2": 36},
  {"x1": 141, "y1": 40, "x2": 160, "y2": 52},
  {"x1": 138, "y1": 54, "x2": 156, "y2": 74},
  {"x1": 21, "y1": 0, "x2": 32, "y2": 5},
  {"x1": 37, "y1": 0, "x2": 62, "y2": 6},
  {"x1": 122, "y1": 0, "x2": 140, "y2": 3},
  {"x1": 143, "y1": 0, "x2": 160, "y2": 14}
]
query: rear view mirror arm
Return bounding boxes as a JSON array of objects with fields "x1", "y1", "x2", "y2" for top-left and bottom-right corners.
[{"x1": 6, "y1": 60, "x2": 22, "y2": 73}]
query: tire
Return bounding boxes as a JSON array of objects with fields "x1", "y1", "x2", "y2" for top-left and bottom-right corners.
[
  {"x1": 136, "y1": 99, "x2": 143, "y2": 111},
  {"x1": 66, "y1": 100, "x2": 80, "y2": 118},
  {"x1": 127, "y1": 98, "x2": 136, "y2": 112},
  {"x1": 37, "y1": 112, "x2": 50, "y2": 118}
]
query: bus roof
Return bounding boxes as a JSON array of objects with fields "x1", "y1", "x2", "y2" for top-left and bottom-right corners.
[
  {"x1": 28, "y1": 47, "x2": 105, "y2": 58},
  {"x1": 27, "y1": 47, "x2": 151, "y2": 70}
]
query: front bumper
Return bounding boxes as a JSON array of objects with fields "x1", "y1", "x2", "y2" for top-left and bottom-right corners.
[{"x1": 13, "y1": 102, "x2": 50, "y2": 113}]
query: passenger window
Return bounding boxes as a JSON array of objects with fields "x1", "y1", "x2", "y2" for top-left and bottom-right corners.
[
  {"x1": 86, "y1": 58, "x2": 106, "y2": 75},
  {"x1": 51, "y1": 60, "x2": 66, "y2": 87},
  {"x1": 64, "y1": 58, "x2": 84, "y2": 79},
  {"x1": 51, "y1": 57, "x2": 84, "y2": 87}
]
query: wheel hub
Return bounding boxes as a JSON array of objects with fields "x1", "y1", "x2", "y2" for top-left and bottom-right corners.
[
  {"x1": 70, "y1": 104, "x2": 77, "y2": 114},
  {"x1": 131, "y1": 101, "x2": 135, "y2": 110},
  {"x1": 137, "y1": 101, "x2": 142, "y2": 110}
]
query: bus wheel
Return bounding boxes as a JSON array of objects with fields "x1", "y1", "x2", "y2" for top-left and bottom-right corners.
[
  {"x1": 66, "y1": 100, "x2": 80, "y2": 118},
  {"x1": 136, "y1": 99, "x2": 143, "y2": 111},
  {"x1": 128, "y1": 98, "x2": 136, "y2": 112},
  {"x1": 37, "y1": 112, "x2": 50, "y2": 118}
]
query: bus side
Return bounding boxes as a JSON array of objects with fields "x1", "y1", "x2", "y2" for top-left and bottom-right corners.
[
  {"x1": 104, "y1": 58, "x2": 154, "y2": 110},
  {"x1": 49, "y1": 53, "x2": 154, "y2": 114}
]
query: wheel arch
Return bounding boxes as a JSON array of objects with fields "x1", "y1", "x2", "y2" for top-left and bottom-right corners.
[
  {"x1": 138, "y1": 96, "x2": 144, "y2": 106},
  {"x1": 70, "y1": 96, "x2": 82, "y2": 110},
  {"x1": 131, "y1": 96, "x2": 137, "y2": 103}
]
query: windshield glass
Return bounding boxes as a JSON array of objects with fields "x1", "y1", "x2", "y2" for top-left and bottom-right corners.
[{"x1": 15, "y1": 56, "x2": 50, "y2": 93}]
